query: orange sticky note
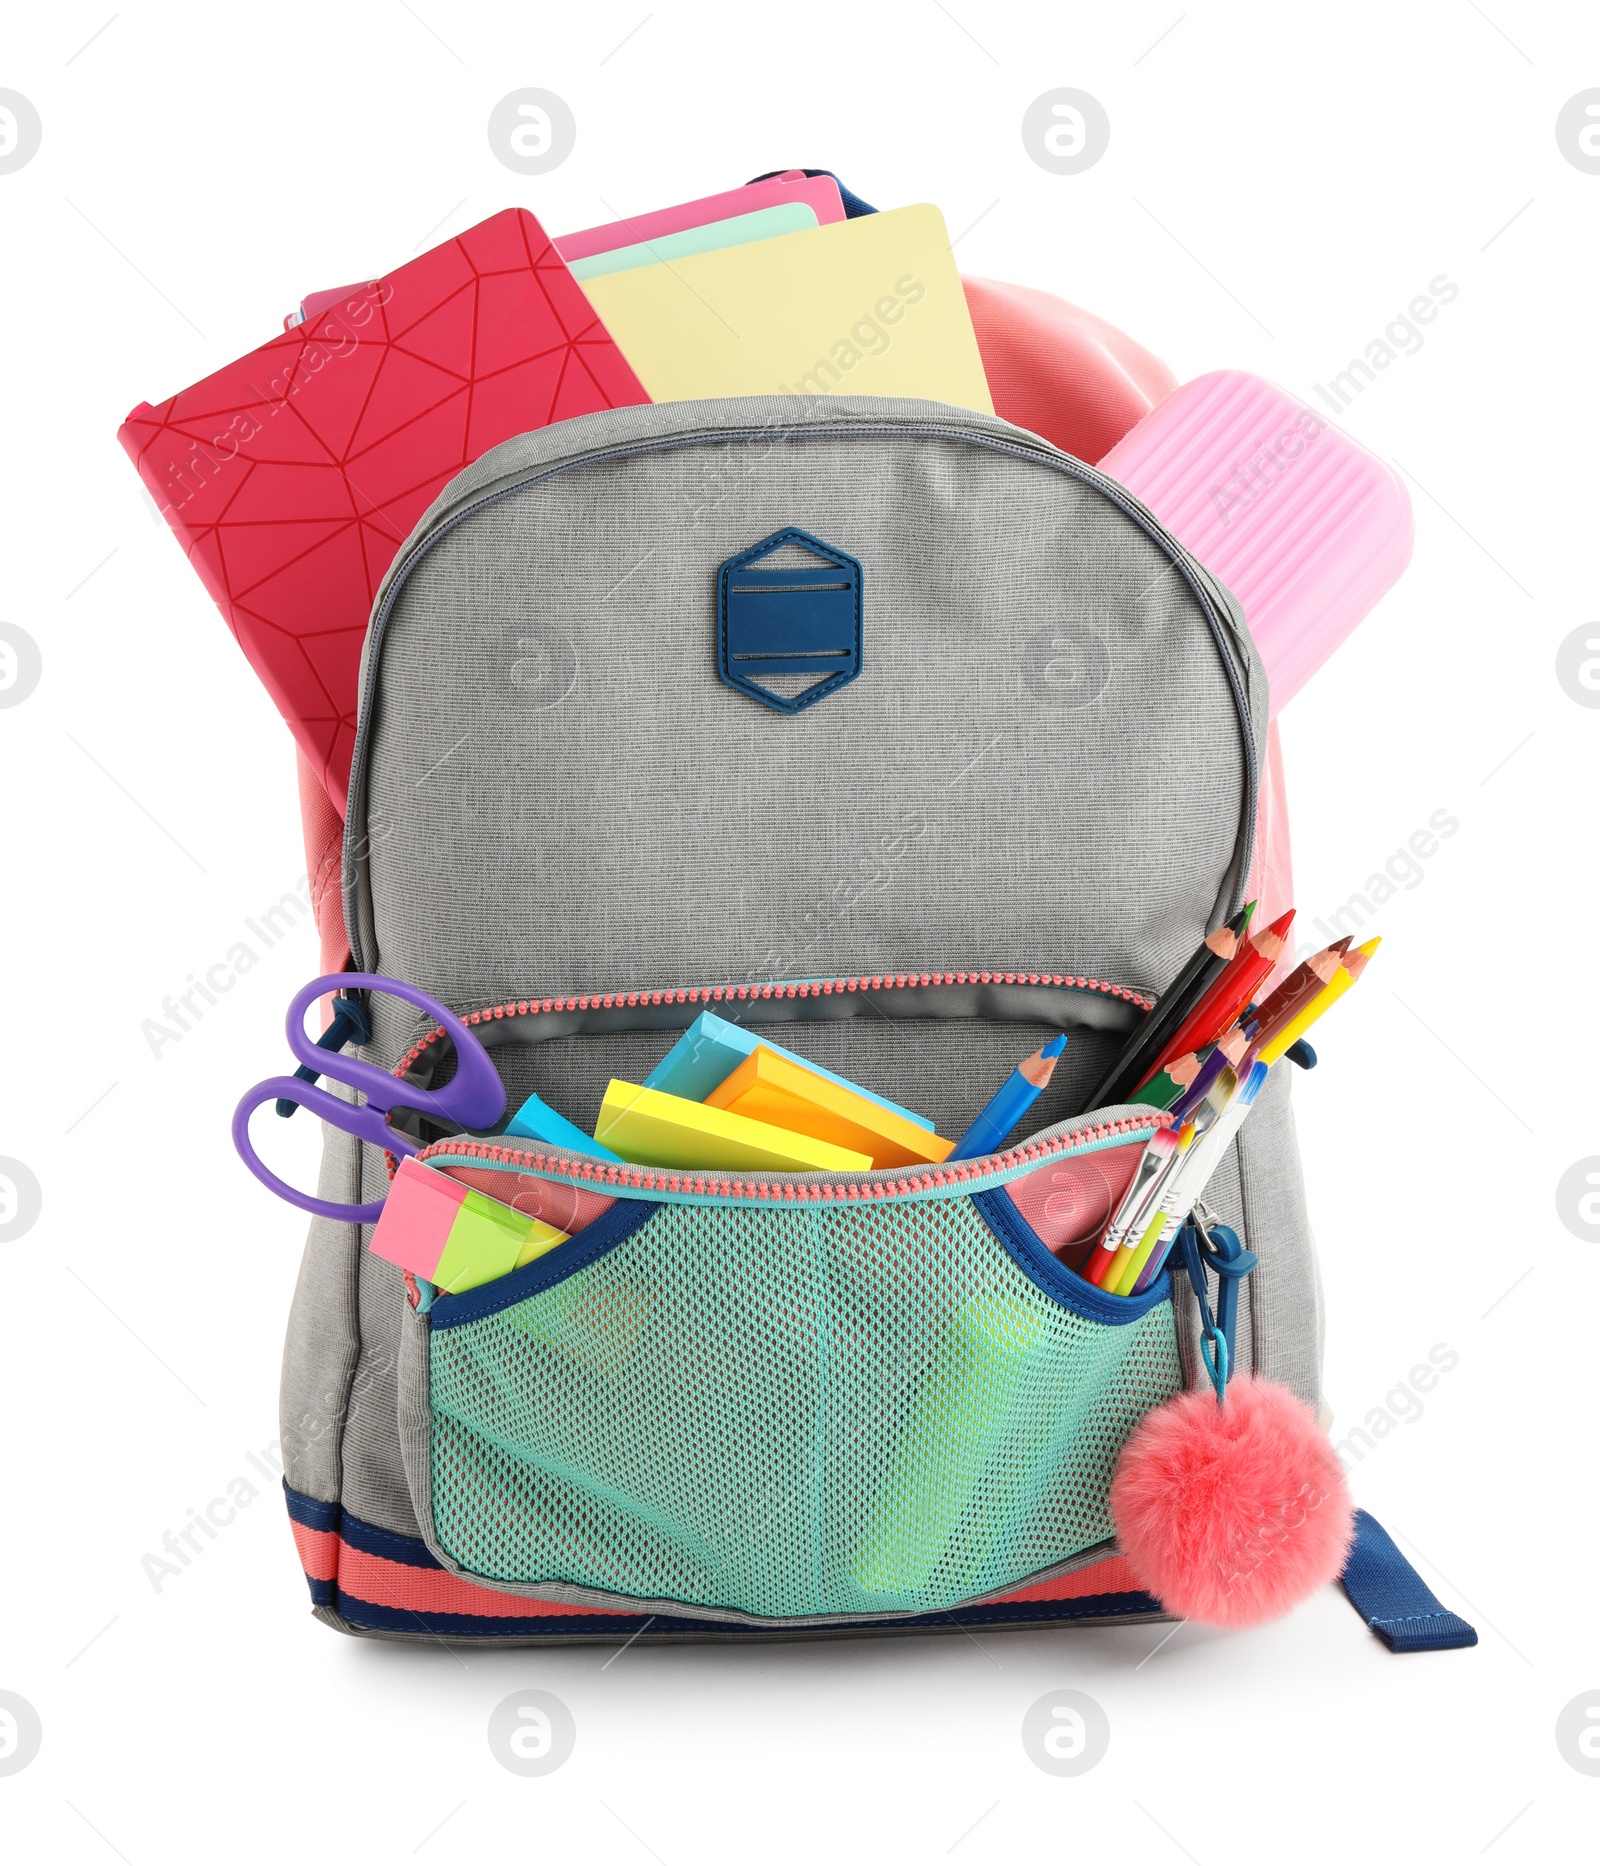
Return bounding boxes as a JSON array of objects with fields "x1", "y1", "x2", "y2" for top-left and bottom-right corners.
[{"x1": 705, "y1": 1047, "x2": 953, "y2": 1168}]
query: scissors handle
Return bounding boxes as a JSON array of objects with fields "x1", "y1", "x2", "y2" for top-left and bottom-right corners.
[
  {"x1": 279, "y1": 973, "x2": 503, "y2": 1127},
  {"x1": 233, "y1": 972, "x2": 506, "y2": 1223},
  {"x1": 232, "y1": 1076, "x2": 408, "y2": 1222}
]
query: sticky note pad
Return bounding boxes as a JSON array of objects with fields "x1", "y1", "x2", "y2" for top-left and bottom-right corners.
[
  {"x1": 369, "y1": 1158, "x2": 568, "y2": 1295},
  {"x1": 578, "y1": 205, "x2": 994, "y2": 412},
  {"x1": 506, "y1": 1091, "x2": 623, "y2": 1160},
  {"x1": 595, "y1": 1080, "x2": 871, "y2": 1173},
  {"x1": 567, "y1": 203, "x2": 820, "y2": 280},
  {"x1": 644, "y1": 1010, "x2": 934, "y2": 1130},
  {"x1": 706, "y1": 1047, "x2": 954, "y2": 1169}
]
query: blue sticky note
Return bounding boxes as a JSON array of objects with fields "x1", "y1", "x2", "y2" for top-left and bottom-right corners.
[
  {"x1": 642, "y1": 1011, "x2": 934, "y2": 1130},
  {"x1": 505, "y1": 1092, "x2": 623, "y2": 1161}
]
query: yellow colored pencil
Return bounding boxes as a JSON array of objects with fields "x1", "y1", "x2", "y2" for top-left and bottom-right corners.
[{"x1": 1257, "y1": 936, "x2": 1380, "y2": 1065}]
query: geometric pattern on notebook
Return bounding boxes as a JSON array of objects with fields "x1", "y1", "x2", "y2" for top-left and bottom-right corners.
[{"x1": 118, "y1": 209, "x2": 649, "y2": 810}]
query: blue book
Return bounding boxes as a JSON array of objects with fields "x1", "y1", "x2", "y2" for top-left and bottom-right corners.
[
  {"x1": 642, "y1": 1010, "x2": 934, "y2": 1129},
  {"x1": 505, "y1": 1091, "x2": 623, "y2": 1161}
]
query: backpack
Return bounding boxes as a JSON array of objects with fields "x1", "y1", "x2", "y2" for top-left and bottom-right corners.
[
  {"x1": 277, "y1": 392, "x2": 1462, "y2": 1649},
  {"x1": 276, "y1": 193, "x2": 1472, "y2": 1651}
]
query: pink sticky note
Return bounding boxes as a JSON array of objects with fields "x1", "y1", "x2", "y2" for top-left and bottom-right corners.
[
  {"x1": 368, "y1": 1157, "x2": 469, "y2": 1277},
  {"x1": 555, "y1": 172, "x2": 845, "y2": 264}
]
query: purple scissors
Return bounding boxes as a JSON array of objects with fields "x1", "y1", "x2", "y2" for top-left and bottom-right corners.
[{"x1": 233, "y1": 972, "x2": 505, "y2": 1223}]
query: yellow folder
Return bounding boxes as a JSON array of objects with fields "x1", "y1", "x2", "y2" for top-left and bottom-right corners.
[
  {"x1": 578, "y1": 204, "x2": 993, "y2": 413},
  {"x1": 594, "y1": 1080, "x2": 871, "y2": 1173},
  {"x1": 706, "y1": 1047, "x2": 953, "y2": 1169}
]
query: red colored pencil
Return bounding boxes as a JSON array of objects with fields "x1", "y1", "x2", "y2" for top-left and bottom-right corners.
[{"x1": 1139, "y1": 911, "x2": 1295, "y2": 1089}]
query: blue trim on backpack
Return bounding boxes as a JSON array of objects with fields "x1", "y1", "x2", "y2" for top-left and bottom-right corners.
[
  {"x1": 971, "y1": 1185, "x2": 1172, "y2": 1324},
  {"x1": 1339, "y1": 1509, "x2": 1479, "y2": 1653},
  {"x1": 285, "y1": 1484, "x2": 1164, "y2": 1638},
  {"x1": 282, "y1": 1481, "x2": 340, "y2": 1533},
  {"x1": 337, "y1": 1509, "x2": 445, "y2": 1569},
  {"x1": 331, "y1": 1588, "x2": 1164, "y2": 1641},
  {"x1": 428, "y1": 1196, "x2": 659, "y2": 1330}
]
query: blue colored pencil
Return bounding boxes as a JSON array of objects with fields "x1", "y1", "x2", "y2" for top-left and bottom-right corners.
[{"x1": 950, "y1": 1034, "x2": 1068, "y2": 1160}]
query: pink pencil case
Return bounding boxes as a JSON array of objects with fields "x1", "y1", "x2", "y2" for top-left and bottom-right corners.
[{"x1": 1098, "y1": 371, "x2": 1413, "y2": 714}]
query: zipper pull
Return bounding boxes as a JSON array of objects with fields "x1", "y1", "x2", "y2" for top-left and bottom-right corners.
[{"x1": 275, "y1": 991, "x2": 374, "y2": 1117}]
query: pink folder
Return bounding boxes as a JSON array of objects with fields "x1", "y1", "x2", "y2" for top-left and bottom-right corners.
[{"x1": 554, "y1": 171, "x2": 846, "y2": 263}]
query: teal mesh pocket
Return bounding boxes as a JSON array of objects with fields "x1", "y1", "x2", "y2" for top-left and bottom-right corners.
[{"x1": 425, "y1": 1193, "x2": 1181, "y2": 1619}]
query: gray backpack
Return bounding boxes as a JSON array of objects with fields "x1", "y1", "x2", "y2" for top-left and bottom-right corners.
[{"x1": 278, "y1": 394, "x2": 1468, "y2": 1650}]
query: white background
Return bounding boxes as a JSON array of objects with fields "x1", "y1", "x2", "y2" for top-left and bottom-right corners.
[{"x1": 3, "y1": 1, "x2": 1598, "y2": 1859}]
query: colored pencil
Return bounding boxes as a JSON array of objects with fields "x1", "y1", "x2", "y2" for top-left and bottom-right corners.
[
  {"x1": 1132, "y1": 1047, "x2": 1204, "y2": 1111},
  {"x1": 1140, "y1": 1026, "x2": 1248, "y2": 1112},
  {"x1": 950, "y1": 1033, "x2": 1067, "y2": 1160},
  {"x1": 1140, "y1": 910, "x2": 1295, "y2": 1085},
  {"x1": 1081, "y1": 902, "x2": 1255, "y2": 1111},
  {"x1": 1256, "y1": 936, "x2": 1379, "y2": 1066},
  {"x1": 1241, "y1": 937, "x2": 1352, "y2": 1052},
  {"x1": 1129, "y1": 1061, "x2": 1270, "y2": 1294}
]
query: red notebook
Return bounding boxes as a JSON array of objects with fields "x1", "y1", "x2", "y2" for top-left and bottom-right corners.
[{"x1": 119, "y1": 209, "x2": 649, "y2": 809}]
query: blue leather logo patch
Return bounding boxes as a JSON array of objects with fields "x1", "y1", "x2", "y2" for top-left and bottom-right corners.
[{"x1": 717, "y1": 527, "x2": 862, "y2": 715}]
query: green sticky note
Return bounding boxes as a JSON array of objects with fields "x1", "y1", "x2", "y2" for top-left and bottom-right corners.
[{"x1": 432, "y1": 1192, "x2": 530, "y2": 1295}]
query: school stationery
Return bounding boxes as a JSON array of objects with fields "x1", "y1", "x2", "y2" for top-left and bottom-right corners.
[
  {"x1": 233, "y1": 973, "x2": 504, "y2": 1222},
  {"x1": 1143, "y1": 910, "x2": 1294, "y2": 1083},
  {"x1": 1137, "y1": 1026, "x2": 1248, "y2": 1112},
  {"x1": 1107, "y1": 1066, "x2": 1243, "y2": 1296},
  {"x1": 644, "y1": 1011, "x2": 932, "y2": 1128},
  {"x1": 505, "y1": 1091, "x2": 624, "y2": 1160},
  {"x1": 1097, "y1": 371, "x2": 1414, "y2": 714},
  {"x1": 1242, "y1": 937, "x2": 1352, "y2": 1056},
  {"x1": 595, "y1": 1080, "x2": 872, "y2": 1172},
  {"x1": 119, "y1": 209, "x2": 649, "y2": 808},
  {"x1": 1081, "y1": 1124, "x2": 1181, "y2": 1288},
  {"x1": 1090, "y1": 1112, "x2": 1207, "y2": 1292},
  {"x1": 704, "y1": 1046, "x2": 953, "y2": 1169},
  {"x1": 368, "y1": 1157, "x2": 568, "y2": 1294},
  {"x1": 566, "y1": 203, "x2": 822, "y2": 281},
  {"x1": 576, "y1": 205, "x2": 994, "y2": 410},
  {"x1": 1081, "y1": 904, "x2": 1253, "y2": 1111},
  {"x1": 1151, "y1": 1027, "x2": 1249, "y2": 1119},
  {"x1": 949, "y1": 1034, "x2": 1067, "y2": 1160},
  {"x1": 554, "y1": 171, "x2": 846, "y2": 263},
  {"x1": 1130, "y1": 1062, "x2": 1270, "y2": 1294},
  {"x1": 1254, "y1": 937, "x2": 1379, "y2": 1066}
]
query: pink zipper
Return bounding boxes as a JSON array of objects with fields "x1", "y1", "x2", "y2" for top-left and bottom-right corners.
[
  {"x1": 394, "y1": 969, "x2": 1153, "y2": 1079},
  {"x1": 414, "y1": 1113, "x2": 1167, "y2": 1207},
  {"x1": 396, "y1": 968, "x2": 1162, "y2": 1204}
]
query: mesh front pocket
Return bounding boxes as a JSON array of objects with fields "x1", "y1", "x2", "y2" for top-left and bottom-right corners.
[{"x1": 423, "y1": 1192, "x2": 1181, "y2": 1620}]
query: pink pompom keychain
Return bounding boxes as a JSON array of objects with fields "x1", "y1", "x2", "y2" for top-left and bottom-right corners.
[{"x1": 1109, "y1": 1211, "x2": 1354, "y2": 1629}]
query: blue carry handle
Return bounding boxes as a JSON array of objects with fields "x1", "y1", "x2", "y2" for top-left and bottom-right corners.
[{"x1": 1340, "y1": 1511, "x2": 1479, "y2": 1653}]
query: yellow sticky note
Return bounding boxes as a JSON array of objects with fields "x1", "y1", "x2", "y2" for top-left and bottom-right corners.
[
  {"x1": 595, "y1": 1080, "x2": 871, "y2": 1173},
  {"x1": 578, "y1": 205, "x2": 994, "y2": 413},
  {"x1": 706, "y1": 1047, "x2": 953, "y2": 1169}
]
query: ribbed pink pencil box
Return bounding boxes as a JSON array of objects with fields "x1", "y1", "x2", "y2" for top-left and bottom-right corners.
[{"x1": 1098, "y1": 371, "x2": 1413, "y2": 713}]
